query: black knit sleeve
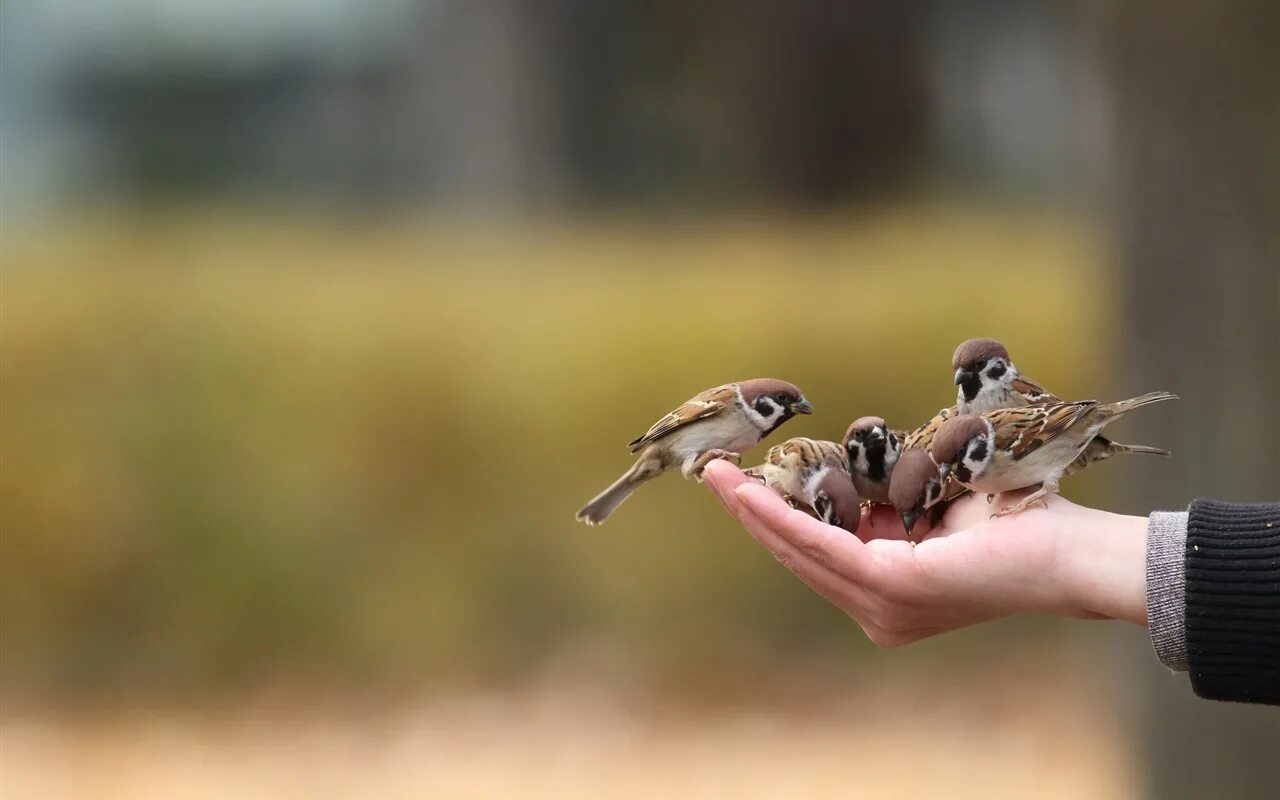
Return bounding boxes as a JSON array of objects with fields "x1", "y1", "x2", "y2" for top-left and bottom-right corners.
[{"x1": 1184, "y1": 499, "x2": 1280, "y2": 705}]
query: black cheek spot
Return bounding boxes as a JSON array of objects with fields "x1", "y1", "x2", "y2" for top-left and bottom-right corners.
[
  {"x1": 969, "y1": 439, "x2": 988, "y2": 463},
  {"x1": 754, "y1": 398, "x2": 775, "y2": 416},
  {"x1": 986, "y1": 363, "x2": 1006, "y2": 380},
  {"x1": 814, "y1": 495, "x2": 832, "y2": 521}
]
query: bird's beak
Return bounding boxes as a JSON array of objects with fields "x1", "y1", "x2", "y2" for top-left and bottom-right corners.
[
  {"x1": 954, "y1": 368, "x2": 972, "y2": 386},
  {"x1": 900, "y1": 509, "x2": 921, "y2": 537},
  {"x1": 866, "y1": 427, "x2": 884, "y2": 442},
  {"x1": 937, "y1": 462, "x2": 952, "y2": 481},
  {"x1": 791, "y1": 398, "x2": 814, "y2": 415}
]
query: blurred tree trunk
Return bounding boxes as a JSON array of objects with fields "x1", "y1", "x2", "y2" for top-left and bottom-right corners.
[{"x1": 1092, "y1": 2, "x2": 1280, "y2": 798}]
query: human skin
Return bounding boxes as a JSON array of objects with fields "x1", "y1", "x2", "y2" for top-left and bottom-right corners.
[{"x1": 702, "y1": 460, "x2": 1148, "y2": 647}]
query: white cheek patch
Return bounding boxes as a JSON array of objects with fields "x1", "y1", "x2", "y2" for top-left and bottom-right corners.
[
  {"x1": 802, "y1": 466, "x2": 830, "y2": 502},
  {"x1": 738, "y1": 385, "x2": 780, "y2": 430},
  {"x1": 883, "y1": 434, "x2": 901, "y2": 469},
  {"x1": 747, "y1": 398, "x2": 779, "y2": 429},
  {"x1": 965, "y1": 435, "x2": 992, "y2": 476}
]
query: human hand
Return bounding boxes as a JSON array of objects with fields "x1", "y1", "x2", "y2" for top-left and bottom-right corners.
[{"x1": 702, "y1": 460, "x2": 1148, "y2": 646}]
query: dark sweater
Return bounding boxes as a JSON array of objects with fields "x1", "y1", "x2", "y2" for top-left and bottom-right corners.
[{"x1": 1185, "y1": 499, "x2": 1280, "y2": 705}]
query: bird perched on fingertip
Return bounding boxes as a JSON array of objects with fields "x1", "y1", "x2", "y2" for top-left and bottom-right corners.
[{"x1": 576, "y1": 379, "x2": 813, "y2": 525}]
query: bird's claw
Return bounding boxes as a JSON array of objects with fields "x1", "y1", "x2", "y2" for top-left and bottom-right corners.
[
  {"x1": 993, "y1": 497, "x2": 1048, "y2": 518},
  {"x1": 691, "y1": 449, "x2": 742, "y2": 481}
]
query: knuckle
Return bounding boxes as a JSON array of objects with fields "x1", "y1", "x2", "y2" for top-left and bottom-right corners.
[
  {"x1": 794, "y1": 539, "x2": 830, "y2": 568},
  {"x1": 787, "y1": 524, "x2": 832, "y2": 567},
  {"x1": 863, "y1": 626, "x2": 902, "y2": 648},
  {"x1": 868, "y1": 603, "x2": 912, "y2": 633},
  {"x1": 874, "y1": 580, "x2": 911, "y2": 604},
  {"x1": 772, "y1": 549, "x2": 800, "y2": 572}
]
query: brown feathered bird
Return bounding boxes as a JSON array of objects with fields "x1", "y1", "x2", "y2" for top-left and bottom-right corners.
[
  {"x1": 576, "y1": 379, "x2": 813, "y2": 525},
  {"x1": 929, "y1": 391, "x2": 1177, "y2": 517},
  {"x1": 747, "y1": 437, "x2": 861, "y2": 534},
  {"x1": 949, "y1": 337, "x2": 1171, "y2": 471}
]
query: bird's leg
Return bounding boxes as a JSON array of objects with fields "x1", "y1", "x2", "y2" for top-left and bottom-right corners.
[
  {"x1": 689, "y1": 449, "x2": 742, "y2": 480},
  {"x1": 993, "y1": 481, "x2": 1058, "y2": 518}
]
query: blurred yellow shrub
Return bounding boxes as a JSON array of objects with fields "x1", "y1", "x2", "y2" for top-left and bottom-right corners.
[{"x1": 0, "y1": 206, "x2": 1113, "y2": 699}]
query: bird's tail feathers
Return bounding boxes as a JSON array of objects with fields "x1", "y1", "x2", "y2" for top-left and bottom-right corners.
[
  {"x1": 575, "y1": 454, "x2": 662, "y2": 525},
  {"x1": 1107, "y1": 441, "x2": 1172, "y2": 457},
  {"x1": 1102, "y1": 391, "x2": 1178, "y2": 418}
]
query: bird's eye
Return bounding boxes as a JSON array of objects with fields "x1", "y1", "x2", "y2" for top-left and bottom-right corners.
[{"x1": 775, "y1": 393, "x2": 789, "y2": 403}]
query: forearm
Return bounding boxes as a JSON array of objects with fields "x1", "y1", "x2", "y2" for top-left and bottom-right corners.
[{"x1": 1058, "y1": 507, "x2": 1149, "y2": 625}]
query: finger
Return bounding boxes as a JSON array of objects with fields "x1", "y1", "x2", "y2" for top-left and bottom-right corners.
[
  {"x1": 702, "y1": 458, "x2": 751, "y2": 503},
  {"x1": 734, "y1": 481, "x2": 881, "y2": 587},
  {"x1": 730, "y1": 493, "x2": 882, "y2": 623},
  {"x1": 720, "y1": 479, "x2": 950, "y2": 642},
  {"x1": 702, "y1": 460, "x2": 760, "y2": 523}
]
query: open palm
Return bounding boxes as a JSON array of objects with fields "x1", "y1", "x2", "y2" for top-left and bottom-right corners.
[{"x1": 702, "y1": 460, "x2": 1147, "y2": 646}]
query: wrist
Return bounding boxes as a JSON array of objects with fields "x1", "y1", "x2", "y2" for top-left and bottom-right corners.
[{"x1": 1056, "y1": 507, "x2": 1149, "y2": 625}]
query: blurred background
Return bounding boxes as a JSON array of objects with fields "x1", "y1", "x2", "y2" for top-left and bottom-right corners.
[{"x1": 2, "y1": 1, "x2": 1276, "y2": 798}]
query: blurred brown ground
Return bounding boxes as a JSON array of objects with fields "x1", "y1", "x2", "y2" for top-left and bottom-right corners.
[{"x1": 2, "y1": 647, "x2": 1135, "y2": 800}]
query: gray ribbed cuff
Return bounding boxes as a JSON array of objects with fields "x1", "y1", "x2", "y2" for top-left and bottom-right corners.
[{"x1": 1146, "y1": 511, "x2": 1189, "y2": 671}]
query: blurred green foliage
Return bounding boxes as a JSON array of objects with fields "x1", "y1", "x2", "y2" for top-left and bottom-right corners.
[{"x1": 1, "y1": 206, "x2": 1117, "y2": 699}]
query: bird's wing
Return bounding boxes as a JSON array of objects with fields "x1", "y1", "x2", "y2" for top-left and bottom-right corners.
[
  {"x1": 1013, "y1": 374, "x2": 1060, "y2": 405},
  {"x1": 627, "y1": 383, "x2": 735, "y2": 453},
  {"x1": 991, "y1": 401, "x2": 1098, "y2": 460}
]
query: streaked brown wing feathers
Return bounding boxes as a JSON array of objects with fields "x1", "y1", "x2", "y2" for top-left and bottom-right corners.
[
  {"x1": 992, "y1": 402, "x2": 1097, "y2": 460},
  {"x1": 627, "y1": 383, "x2": 734, "y2": 452},
  {"x1": 1012, "y1": 375, "x2": 1059, "y2": 404}
]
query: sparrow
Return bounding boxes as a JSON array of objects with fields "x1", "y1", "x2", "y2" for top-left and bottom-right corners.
[
  {"x1": 746, "y1": 437, "x2": 861, "y2": 533},
  {"x1": 842, "y1": 416, "x2": 902, "y2": 505},
  {"x1": 951, "y1": 337, "x2": 1054, "y2": 414},
  {"x1": 887, "y1": 448, "x2": 968, "y2": 539},
  {"x1": 928, "y1": 391, "x2": 1177, "y2": 517},
  {"x1": 951, "y1": 337, "x2": 1171, "y2": 470},
  {"x1": 575, "y1": 379, "x2": 813, "y2": 525}
]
